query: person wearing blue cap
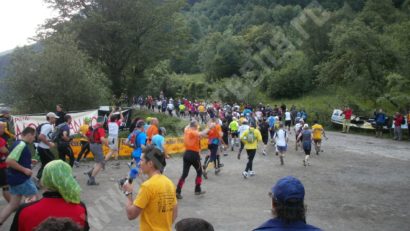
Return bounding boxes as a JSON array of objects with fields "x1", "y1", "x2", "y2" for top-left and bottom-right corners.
[{"x1": 253, "y1": 176, "x2": 321, "y2": 231}]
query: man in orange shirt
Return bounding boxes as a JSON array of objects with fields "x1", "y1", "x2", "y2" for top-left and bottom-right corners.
[
  {"x1": 203, "y1": 118, "x2": 223, "y2": 179},
  {"x1": 176, "y1": 120, "x2": 213, "y2": 200},
  {"x1": 146, "y1": 118, "x2": 159, "y2": 144}
]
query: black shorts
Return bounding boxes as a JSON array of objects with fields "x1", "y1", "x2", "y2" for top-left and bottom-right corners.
[
  {"x1": 0, "y1": 168, "x2": 8, "y2": 187},
  {"x1": 285, "y1": 120, "x2": 291, "y2": 127},
  {"x1": 231, "y1": 132, "x2": 239, "y2": 138},
  {"x1": 262, "y1": 135, "x2": 268, "y2": 145},
  {"x1": 222, "y1": 136, "x2": 228, "y2": 145}
]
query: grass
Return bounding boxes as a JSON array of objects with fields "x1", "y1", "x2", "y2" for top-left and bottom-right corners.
[{"x1": 127, "y1": 109, "x2": 188, "y2": 137}]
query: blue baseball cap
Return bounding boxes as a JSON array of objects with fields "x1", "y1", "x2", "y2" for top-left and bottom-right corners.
[{"x1": 271, "y1": 176, "x2": 305, "y2": 203}]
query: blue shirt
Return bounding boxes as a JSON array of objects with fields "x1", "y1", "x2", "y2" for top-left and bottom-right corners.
[
  {"x1": 151, "y1": 134, "x2": 165, "y2": 152},
  {"x1": 254, "y1": 218, "x2": 321, "y2": 231},
  {"x1": 7, "y1": 140, "x2": 33, "y2": 186},
  {"x1": 131, "y1": 131, "x2": 146, "y2": 159},
  {"x1": 268, "y1": 116, "x2": 276, "y2": 128}
]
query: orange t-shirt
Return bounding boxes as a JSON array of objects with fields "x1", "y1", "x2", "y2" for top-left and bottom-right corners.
[
  {"x1": 184, "y1": 128, "x2": 200, "y2": 152},
  {"x1": 208, "y1": 125, "x2": 222, "y2": 140},
  {"x1": 146, "y1": 125, "x2": 159, "y2": 144}
]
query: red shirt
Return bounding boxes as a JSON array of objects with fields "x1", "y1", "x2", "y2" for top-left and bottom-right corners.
[
  {"x1": 0, "y1": 137, "x2": 7, "y2": 169},
  {"x1": 394, "y1": 115, "x2": 403, "y2": 127},
  {"x1": 86, "y1": 127, "x2": 106, "y2": 144},
  {"x1": 10, "y1": 192, "x2": 89, "y2": 231},
  {"x1": 343, "y1": 109, "x2": 353, "y2": 120}
]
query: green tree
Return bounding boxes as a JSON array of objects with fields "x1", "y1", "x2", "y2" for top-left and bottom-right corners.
[
  {"x1": 2, "y1": 34, "x2": 110, "y2": 113},
  {"x1": 44, "y1": 0, "x2": 185, "y2": 97}
]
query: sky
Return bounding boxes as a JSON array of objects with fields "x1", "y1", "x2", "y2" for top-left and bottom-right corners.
[{"x1": 0, "y1": 0, "x2": 55, "y2": 52}]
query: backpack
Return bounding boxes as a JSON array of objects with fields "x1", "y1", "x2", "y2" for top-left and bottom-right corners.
[
  {"x1": 128, "y1": 130, "x2": 142, "y2": 148},
  {"x1": 87, "y1": 127, "x2": 97, "y2": 143},
  {"x1": 35, "y1": 123, "x2": 48, "y2": 143},
  {"x1": 246, "y1": 129, "x2": 256, "y2": 143},
  {"x1": 51, "y1": 123, "x2": 66, "y2": 142}
]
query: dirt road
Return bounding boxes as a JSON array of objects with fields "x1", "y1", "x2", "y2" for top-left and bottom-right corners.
[{"x1": 1, "y1": 131, "x2": 409, "y2": 230}]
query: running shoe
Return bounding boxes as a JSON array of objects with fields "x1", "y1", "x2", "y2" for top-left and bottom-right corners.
[
  {"x1": 249, "y1": 171, "x2": 255, "y2": 176},
  {"x1": 74, "y1": 161, "x2": 80, "y2": 168},
  {"x1": 242, "y1": 171, "x2": 248, "y2": 179},
  {"x1": 176, "y1": 193, "x2": 183, "y2": 199},
  {"x1": 215, "y1": 168, "x2": 221, "y2": 175},
  {"x1": 195, "y1": 191, "x2": 206, "y2": 196}
]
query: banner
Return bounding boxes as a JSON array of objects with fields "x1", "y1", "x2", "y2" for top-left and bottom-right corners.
[
  {"x1": 70, "y1": 137, "x2": 209, "y2": 158},
  {"x1": 12, "y1": 110, "x2": 99, "y2": 138}
]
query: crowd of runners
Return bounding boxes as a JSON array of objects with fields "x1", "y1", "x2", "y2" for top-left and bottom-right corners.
[{"x1": 0, "y1": 92, "x2": 409, "y2": 230}]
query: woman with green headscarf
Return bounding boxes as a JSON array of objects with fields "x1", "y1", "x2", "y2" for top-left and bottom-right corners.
[{"x1": 10, "y1": 160, "x2": 89, "y2": 231}]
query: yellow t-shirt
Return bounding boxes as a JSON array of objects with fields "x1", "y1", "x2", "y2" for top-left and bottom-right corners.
[
  {"x1": 240, "y1": 128, "x2": 262, "y2": 150},
  {"x1": 312, "y1": 124, "x2": 324, "y2": 140},
  {"x1": 198, "y1": 105, "x2": 206, "y2": 113},
  {"x1": 79, "y1": 124, "x2": 89, "y2": 142},
  {"x1": 134, "y1": 174, "x2": 177, "y2": 231}
]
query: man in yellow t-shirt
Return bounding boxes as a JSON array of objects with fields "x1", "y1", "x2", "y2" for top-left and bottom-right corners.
[
  {"x1": 198, "y1": 104, "x2": 207, "y2": 124},
  {"x1": 123, "y1": 146, "x2": 177, "y2": 231},
  {"x1": 75, "y1": 117, "x2": 91, "y2": 166},
  {"x1": 239, "y1": 124, "x2": 262, "y2": 179},
  {"x1": 311, "y1": 120, "x2": 327, "y2": 155}
]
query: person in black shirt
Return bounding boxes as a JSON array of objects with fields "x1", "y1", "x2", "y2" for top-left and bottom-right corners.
[
  {"x1": 55, "y1": 104, "x2": 66, "y2": 126},
  {"x1": 57, "y1": 115, "x2": 74, "y2": 167}
]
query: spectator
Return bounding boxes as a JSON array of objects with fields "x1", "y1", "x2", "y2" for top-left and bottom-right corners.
[
  {"x1": 393, "y1": 112, "x2": 404, "y2": 141},
  {"x1": 122, "y1": 145, "x2": 177, "y2": 231},
  {"x1": 0, "y1": 127, "x2": 39, "y2": 226},
  {"x1": 407, "y1": 109, "x2": 410, "y2": 140},
  {"x1": 374, "y1": 109, "x2": 386, "y2": 138},
  {"x1": 55, "y1": 104, "x2": 66, "y2": 126},
  {"x1": 10, "y1": 160, "x2": 89, "y2": 231},
  {"x1": 175, "y1": 218, "x2": 214, "y2": 231},
  {"x1": 0, "y1": 122, "x2": 10, "y2": 203},
  {"x1": 34, "y1": 217, "x2": 82, "y2": 231},
  {"x1": 253, "y1": 176, "x2": 321, "y2": 231},
  {"x1": 340, "y1": 106, "x2": 352, "y2": 133}
]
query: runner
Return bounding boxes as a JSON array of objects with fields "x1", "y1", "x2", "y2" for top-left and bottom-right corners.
[
  {"x1": 294, "y1": 119, "x2": 304, "y2": 151},
  {"x1": 126, "y1": 120, "x2": 146, "y2": 176},
  {"x1": 84, "y1": 117, "x2": 108, "y2": 186},
  {"x1": 284, "y1": 109, "x2": 292, "y2": 132},
  {"x1": 151, "y1": 127, "x2": 168, "y2": 173},
  {"x1": 312, "y1": 120, "x2": 327, "y2": 155},
  {"x1": 229, "y1": 118, "x2": 239, "y2": 152},
  {"x1": 74, "y1": 117, "x2": 91, "y2": 167},
  {"x1": 258, "y1": 118, "x2": 269, "y2": 156},
  {"x1": 146, "y1": 118, "x2": 159, "y2": 145},
  {"x1": 105, "y1": 107, "x2": 124, "y2": 163},
  {"x1": 298, "y1": 124, "x2": 312, "y2": 167},
  {"x1": 0, "y1": 127, "x2": 39, "y2": 226},
  {"x1": 237, "y1": 119, "x2": 250, "y2": 159},
  {"x1": 203, "y1": 118, "x2": 223, "y2": 179},
  {"x1": 179, "y1": 104, "x2": 186, "y2": 118},
  {"x1": 56, "y1": 115, "x2": 75, "y2": 167},
  {"x1": 176, "y1": 120, "x2": 213, "y2": 199},
  {"x1": 221, "y1": 119, "x2": 230, "y2": 156},
  {"x1": 36, "y1": 112, "x2": 58, "y2": 180},
  {"x1": 275, "y1": 124, "x2": 288, "y2": 166},
  {"x1": 267, "y1": 113, "x2": 276, "y2": 143},
  {"x1": 199, "y1": 103, "x2": 207, "y2": 124},
  {"x1": 239, "y1": 123, "x2": 262, "y2": 179}
]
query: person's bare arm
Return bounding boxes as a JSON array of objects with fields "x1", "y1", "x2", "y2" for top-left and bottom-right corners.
[
  {"x1": 39, "y1": 134, "x2": 54, "y2": 148},
  {"x1": 172, "y1": 205, "x2": 178, "y2": 223},
  {"x1": 125, "y1": 197, "x2": 142, "y2": 220}
]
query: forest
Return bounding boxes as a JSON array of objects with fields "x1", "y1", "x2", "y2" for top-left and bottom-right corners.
[{"x1": 1, "y1": 0, "x2": 409, "y2": 113}]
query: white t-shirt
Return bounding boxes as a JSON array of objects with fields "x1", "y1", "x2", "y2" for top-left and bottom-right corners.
[
  {"x1": 275, "y1": 129, "x2": 288, "y2": 147},
  {"x1": 238, "y1": 125, "x2": 250, "y2": 137},
  {"x1": 108, "y1": 120, "x2": 121, "y2": 137},
  {"x1": 38, "y1": 123, "x2": 53, "y2": 149},
  {"x1": 256, "y1": 111, "x2": 263, "y2": 119},
  {"x1": 294, "y1": 123, "x2": 303, "y2": 134},
  {"x1": 167, "y1": 103, "x2": 174, "y2": 110},
  {"x1": 285, "y1": 112, "x2": 291, "y2": 121}
]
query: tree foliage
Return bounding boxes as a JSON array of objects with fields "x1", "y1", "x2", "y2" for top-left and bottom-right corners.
[{"x1": 2, "y1": 33, "x2": 110, "y2": 113}]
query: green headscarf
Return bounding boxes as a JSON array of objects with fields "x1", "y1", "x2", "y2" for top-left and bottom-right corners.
[{"x1": 41, "y1": 160, "x2": 81, "y2": 204}]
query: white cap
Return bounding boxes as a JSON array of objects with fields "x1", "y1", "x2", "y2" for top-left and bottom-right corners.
[
  {"x1": 303, "y1": 124, "x2": 309, "y2": 129},
  {"x1": 46, "y1": 112, "x2": 59, "y2": 118}
]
